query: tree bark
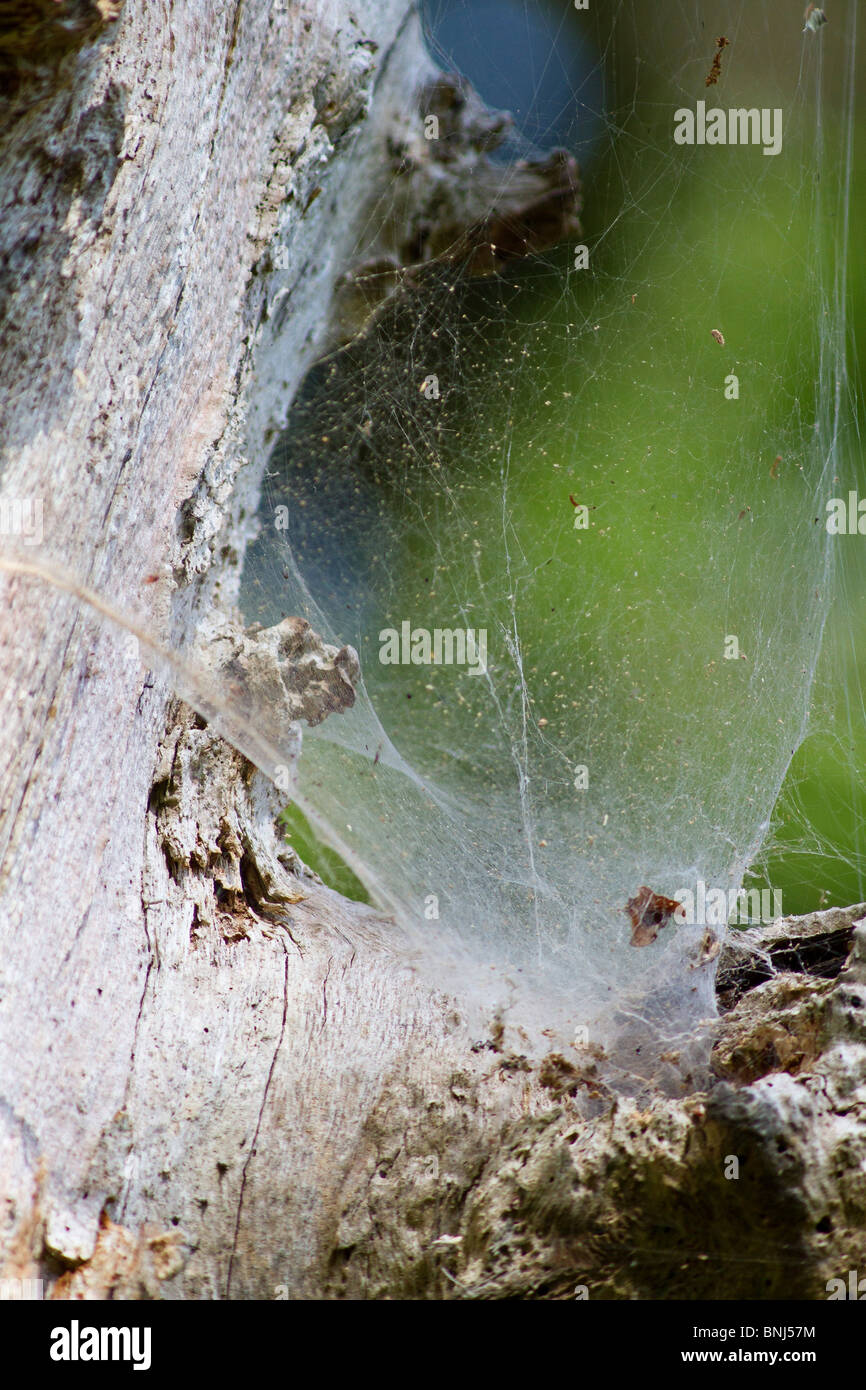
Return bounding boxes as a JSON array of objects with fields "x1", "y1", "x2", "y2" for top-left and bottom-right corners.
[{"x1": 0, "y1": 0, "x2": 470, "y2": 1298}]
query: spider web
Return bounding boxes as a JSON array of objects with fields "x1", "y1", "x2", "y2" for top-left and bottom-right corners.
[
  {"x1": 1, "y1": 1, "x2": 856, "y2": 1098},
  {"x1": 238, "y1": 0, "x2": 858, "y2": 1084}
]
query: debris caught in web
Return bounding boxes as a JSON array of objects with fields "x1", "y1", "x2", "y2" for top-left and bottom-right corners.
[
  {"x1": 803, "y1": 6, "x2": 828, "y2": 35},
  {"x1": 624, "y1": 888, "x2": 684, "y2": 948},
  {"x1": 705, "y1": 36, "x2": 730, "y2": 88}
]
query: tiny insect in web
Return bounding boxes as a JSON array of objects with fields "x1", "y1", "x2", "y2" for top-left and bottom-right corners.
[{"x1": 803, "y1": 5, "x2": 828, "y2": 34}]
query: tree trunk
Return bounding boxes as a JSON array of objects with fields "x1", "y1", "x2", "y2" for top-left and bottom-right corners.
[
  {"x1": 0, "y1": 0, "x2": 467, "y2": 1298},
  {"x1": 1, "y1": 0, "x2": 865, "y2": 1303}
]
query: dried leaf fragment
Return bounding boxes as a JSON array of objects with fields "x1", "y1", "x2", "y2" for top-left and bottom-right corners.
[
  {"x1": 691, "y1": 928, "x2": 721, "y2": 969},
  {"x1": 625, "y1": 886, "x2": 684, "y2": 947}
]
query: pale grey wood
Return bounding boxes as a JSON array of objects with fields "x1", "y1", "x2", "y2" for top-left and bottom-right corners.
[{"x1": 0, "y1": 0, "x2": 478, "y2": 1297}]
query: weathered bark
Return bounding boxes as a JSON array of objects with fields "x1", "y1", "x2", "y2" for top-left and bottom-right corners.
[
  {"x1": 1, "y1": 0, "x2": 864, "y2": 1304},
  {"x1": 316, "y1": 906, "x2": 866, "y2": 1301},
  {"x1": 0, "y1": 0, "x2": 583, "y2": 1301},
  {"x1": 0, "y1": 0, "x2": 465, "y2": 1297}
]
